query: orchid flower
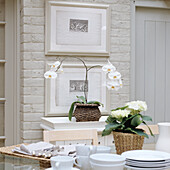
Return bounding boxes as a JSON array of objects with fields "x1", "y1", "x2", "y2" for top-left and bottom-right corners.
[
  {"x1": 102, "y1": 60, "x2": 116, "y2": 73},
  {"x1": 106, "y1": 80, "x2": 121, "y2": 91},
  {"x1": 50, "y1": 61, "x2": 60, "y2": 71},
  {"x1": 57, "y1": 65, "x2": 64, "y2": 73},
  {"x1": 108, "y1": 71, "x2": 121, "y2": 80},
  {"x1": 44, "y1": 70, "x2": 57, "y2": 79}
]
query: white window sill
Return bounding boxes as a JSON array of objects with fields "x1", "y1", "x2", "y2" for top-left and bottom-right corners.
[{"x1": 40, "y1": 116, "x2": 108, "y2": 132}]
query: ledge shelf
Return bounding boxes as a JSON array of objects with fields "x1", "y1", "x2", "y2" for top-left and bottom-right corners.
[{"x1": 40, "y1": 116, "x2": 108, "y2": 132}]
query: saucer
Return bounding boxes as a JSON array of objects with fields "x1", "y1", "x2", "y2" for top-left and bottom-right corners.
[{"x1": 46, "y1": 167, "x2": 79, "y2": 170}]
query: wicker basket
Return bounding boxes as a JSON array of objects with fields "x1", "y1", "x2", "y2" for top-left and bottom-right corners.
[
  {"x1": 74, "y1": 103, "x2": 101, "y2": 122},
  {"x1": 113, "y1": 131, "x2": 144, "y2": 155}
]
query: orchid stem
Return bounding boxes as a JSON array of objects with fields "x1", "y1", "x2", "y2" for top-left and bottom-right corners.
[{"x1": 56, "y1": 57, "x2": 100, "y2": 103}]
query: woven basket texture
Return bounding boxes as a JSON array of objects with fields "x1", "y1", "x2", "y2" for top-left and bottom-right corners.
[
  {"x1": 113, "y1": 131, "x2": 144, "y2": 155},
  {"x1": 0, "y1": 144, "x2": 51, "y2": 168},
  {"x1": 74, "y1": 103, "x2": 101, "y2": 122}
]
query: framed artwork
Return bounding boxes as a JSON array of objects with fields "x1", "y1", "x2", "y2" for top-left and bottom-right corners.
[
  {"x1": 45, "y1": 1, "x2": 110, "y2": 56},
  {"x1": 45, "y1": 63, "x2": 110, "y2": 116}
]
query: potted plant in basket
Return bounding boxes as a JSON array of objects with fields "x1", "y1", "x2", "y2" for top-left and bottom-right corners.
[
  {"x1": 102, "y1": 101, "x2": 154, "y2": 154},
  {"x1": 44, "y1": 58, "x2": 122, "y2": 122}
]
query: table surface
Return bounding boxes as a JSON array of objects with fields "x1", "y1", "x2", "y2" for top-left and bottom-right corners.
[
  {"x1": 0, "y1": 144, "x2": 170, "y2": 170},
  {"x1": 0, "y1": 153, "x2": 46, "y2": 170}
]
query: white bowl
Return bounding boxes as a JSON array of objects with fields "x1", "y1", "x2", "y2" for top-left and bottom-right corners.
[
  {"x1": 96, "y1": 146, "x2": 111, "y2": 154},
  {"x1": 90, "y1": 161, "x2": 125, "y2": 170},
  {"x1": 90, "y1": 153, "x2": 125, "y2": 165}
]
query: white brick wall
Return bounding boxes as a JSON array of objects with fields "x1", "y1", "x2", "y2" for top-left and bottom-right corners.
[{"x1": 20, "y1": 0, "x2": 131, "y2": 143}]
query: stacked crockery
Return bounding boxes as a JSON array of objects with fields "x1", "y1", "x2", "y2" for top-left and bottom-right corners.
[
  {"x1": 74, "y1": 145, "x2": 97, "y2": 170},
  {"x1": 90, "y1": 153, "x2": 125, "y2": 170},
  {"x1": 122, "y1": 150, "x2": 170, "y2": 170}
]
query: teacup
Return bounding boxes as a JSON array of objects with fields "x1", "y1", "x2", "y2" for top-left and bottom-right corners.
[
  {"x1": 50, "y1": 156, "x2": 74, "y2": 170},
  {"x1": 76, "y1": 145, "x2": 97, "y2": 156},
  {"x1": 96, "y1": 146, "x2": 111, "y2": 154},
  {"x1": 74, "y1": 155, "x2": 91, "y2": 170}
]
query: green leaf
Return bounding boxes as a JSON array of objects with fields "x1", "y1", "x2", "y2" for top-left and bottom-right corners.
[
  {"x1": 131, "y1": 115, "x2": 143, "y2": 127},
  {"x1": 111, "y1": 106, "x2": 128, "y2": 111},
  {"x1": 68, "y1": 101, "x2": 81, "y2": 121},
  {"x1": 125, "y1": 128, "x2": 149, "y2": 138},
  {"x1": 141, "y1": 115, "x2": 152, "y2": 122},
  {"x1": 143, "y1": 121, "x2": 154, "y2": 136},
  {"x1": 102, "y1": 122, "x2": 121, "y2": 136},
  {"x1": 76, "y1": 96, "x2": 86, "y2": 104},
  {"x1": 105, "y1": 116, "x2": 117, "y2": 124},
  {"x1": 87, "y1": 101, "x2": 104, "y2": 107},
  {"x1": 105, "y1": 122, "x2": 121, "y2": 131},
  {"x1": 102, "y1": 129, "x2": 112, "y2": 136},
  {"x1": 121, "y1": 114, "x2": 137, "y2": 125}
]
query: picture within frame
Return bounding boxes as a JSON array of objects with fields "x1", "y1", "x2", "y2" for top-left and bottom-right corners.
[
  {"x1": 45, "y1": 1, "x2": 110, "y2": 56},
  {"x1": 69, "y1": 19, "x2": 88, "y2": 32},
  {"x1": 69, "y1": 80, "x2": 88, "y2": 92}
]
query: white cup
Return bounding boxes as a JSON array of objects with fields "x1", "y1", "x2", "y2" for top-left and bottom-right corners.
[
  {"x1": 76, "y1": 145, "x2": 97, "y2": 156},
  {"x1": 96, "y1": 146, "x2": 111, "y2": 154},
  {"x1": 74, "y1": 155, "x2": 91, "y2": 170},
  {"x1": 50, "y1": 156, "x2": 74, "y2": 170}
]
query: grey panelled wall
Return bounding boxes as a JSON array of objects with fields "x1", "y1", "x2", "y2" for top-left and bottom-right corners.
[{"x1": 135, "y1": 7, "x2": 170, "y2": 125}]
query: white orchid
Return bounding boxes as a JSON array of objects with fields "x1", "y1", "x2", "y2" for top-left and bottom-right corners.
[
  {"x1": 102, "y1": 60, "x2": 116, "y2": 73},
  {"x1": 108, "y1": 71, "x2": 121, "y2": 80},
  {"x1": 50, "y1": 61, "x2": 60, "y2": 70},
  {"x1": 111, "y1": 110, "x2": 130, "y2": 122},
  {"x1": 119, "y1": 79, "x2": 123, "y2": 88},
  {"x1": 44, "y1": 70, "x2": 57, "y2": 79},
  {"x1": 106, "y1": 80, "x2": 121, "y2": 91},
  {"x1": 57, "y1": 66, "x2": 64, "y2": 73},
  {"x1": 126, "y1": 100, "x2": 147, "y2": 112}
]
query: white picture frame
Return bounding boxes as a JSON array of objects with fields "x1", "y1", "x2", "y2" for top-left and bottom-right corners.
[
  {"x1": 45, "y1": 63, "x2": 110, "y2": 116},
  {"x1": 45, "y1": 1, "x2": 110, "y2": 56}
]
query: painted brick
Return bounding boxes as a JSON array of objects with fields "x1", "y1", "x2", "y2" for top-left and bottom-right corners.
[
  {"x1": 31, "y1": 52, "x2": 45, "y2": 61},
  {"x1": 22, "y1": 16, "x2": 32, "y2": 24},
  {"x1": 22, "y1": 131, "x2": 43, "y2": 139},
  {"x1": 32, "y1": 70, "x2": 44, "y2": 78},
  {"x1": 23, "y1": 96, "x2": 44, "y2": 104},
  {"x1": 32, "y1": 104, "x2": 44, "y2": 113},
  {"x1": 22, "y1": 25, "x2": 44, "y2": 34},
  {"x1": 21, "y1": 0, "x2": 32, "y2": 8},
  {"x1": 21, "y1": 43, "x2": 44, "y2": 52},
  {"x1": 32, "y1": 0, "x2": 45, "y2": 8},
  {"x1": 111, "y1": 4, "x2": 130, "y2": 12},
  {"x1": 21, "y1": 104, "x2": 32, "y2": 112},
  {"x1": 22, "y1": 122, "x2": 42, "y2": 130},
  {"x1": 21, "y1": 87, "x2": 32, "y2": 95},
  {"x1": 32, "y1": 34, "x2": 44, "y2": 43},
  {"x1": 20, "y1": 52, "x2": 32, "y2": 61},
  {"x1": 31, "y1": 17, "x2": 45, "y2": 25},
  {"x1": 31, "y1": 87, "x2": 44, "y2": 96},
  {"x1": 23, "y1": 78, "x2": 44, "y2": 87},
  {"x1": 21, "y1": 34, "x2": 32, "y2": 43},
  {"x1": 21, "y1": 70, "x2": 32, "y2": 78},
  {"x1": 23, "y1": 113, "x2": 44, "y2": 121},
  {"x1": 23, "y1": 8, "x2": 44, "y2": 16}
]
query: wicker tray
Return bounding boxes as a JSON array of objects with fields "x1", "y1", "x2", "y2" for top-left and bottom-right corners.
[{"x1": 0, "y1": 144, "x2": 51, "y2": 168}]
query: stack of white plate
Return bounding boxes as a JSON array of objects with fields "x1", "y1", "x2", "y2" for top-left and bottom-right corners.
[
  {"x1": 122, "y1": 150, "x2": 170, "y2": 170},
  {"x1": 90, "y1": 153, "x2": 125, "y2": 170}
]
